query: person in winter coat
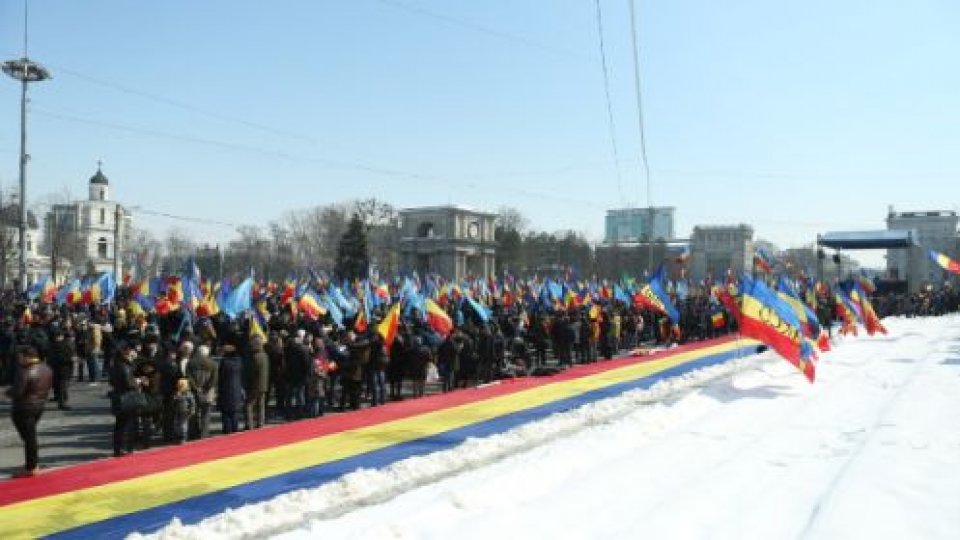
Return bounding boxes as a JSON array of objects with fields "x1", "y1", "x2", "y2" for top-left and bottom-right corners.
[
  {"x1": 47, "y1": 329, "x2": 75, "y2": 410},
  {"x1": 158, "y1": 343, "x2": 186, "y2": 442},
  {"x1": 266, "y1": 333, "x2": 286, "y2": 420},
  {"x1": 134, "y1": 336, "x2": 162, "y2": 449},
  {"x1": 342, "y1": 331, "x2": 371, "y2": 410},
  {"x1": 387, "y1": 330, "x2": 408, "y2": 401},
  {"x1": 367, "y1": 333, "x2": 388, "y2": 406},
  {"x1": 7, "y1": 346, "x2": 53, "y2": 477},
  {"x1": 244, "y1": 335, "x2": 270, "y2": 430},
  {"x1": 437, "y1": 333, "x2": 460, "y2": 393},
  {"x1": 283, "y1": 331, "x2": 310, "y2": 419},
  {"x1": 172, "y1": 378, "x2": 196, "y2": 444},
  {"x1": 217, "y1": 339, "x2": 246, "y2": 434},
  {"x1": 109, "y1": 341, "x2": 141, "y2": 456},
  {"x1": 187, "y1": 344, "x2": 218, "y2": 439},
  {"x1": 306, "y1": 353, "x2": 330, "y2": 418}
]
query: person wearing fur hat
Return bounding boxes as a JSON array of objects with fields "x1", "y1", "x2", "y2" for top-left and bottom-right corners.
[
  {"x1": 187, "y1": 343, "x2": 218, "y2": 439},
  {"x1": 7, "y1": 346, "x2": 53, "y2": 477}
]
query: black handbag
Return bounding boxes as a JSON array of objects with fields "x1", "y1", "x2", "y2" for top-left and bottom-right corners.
[{"x1": 120, "y1": 389, "x2": 150, "y2": 415}]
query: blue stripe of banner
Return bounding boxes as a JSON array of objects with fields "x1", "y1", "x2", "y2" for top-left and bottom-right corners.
[{"x1": 52, "y1": 344, "x2": 761, "y2": 539}]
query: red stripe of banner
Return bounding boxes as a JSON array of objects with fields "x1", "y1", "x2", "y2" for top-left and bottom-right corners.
[{"x1": 0, "y1": 336, "x2": 736, "y2": 507}]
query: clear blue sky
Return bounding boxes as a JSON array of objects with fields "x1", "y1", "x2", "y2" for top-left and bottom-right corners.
[{"x1": 1, "y1": 0, "x2": 958, "y2": 267}]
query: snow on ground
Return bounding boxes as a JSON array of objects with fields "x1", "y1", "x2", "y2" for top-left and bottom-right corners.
[{"x1": 146, "y1": 315, "x2": 960, "y2": 540}]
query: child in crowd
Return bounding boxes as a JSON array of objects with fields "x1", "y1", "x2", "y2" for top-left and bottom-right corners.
[{"x1": 172, "y1": 377, "x2": 196, "y2": 444}]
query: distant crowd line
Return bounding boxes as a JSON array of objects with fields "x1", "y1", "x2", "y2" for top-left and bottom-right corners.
[{"x1": 3, "y1": 284, "x2": 959, "y2": 477}]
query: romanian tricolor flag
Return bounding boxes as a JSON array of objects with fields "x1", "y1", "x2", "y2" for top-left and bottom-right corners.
[
  {"x1": 298, "y1": 290, "x2": 326, "y2": 320},
  {"x1": 856, "y1": 275, "x2": 876, "y2": 295},
  {"x1": 41, "y1": 279, "x2": 57, "y2": 304},
  {"x1": 250, "y1": 301, "x2": 269, "y2": 341},
  {"x1": 166, "y1": 277, "x2": 185, "y2": 305},
  {"x1": 424, "y1": 298, "x2": 453, "y2": 338},
  {"x1": 377, "y1": 302, "x2": 401, "y2": 348},
  {"x1": 753, "y1": 248, "x2": 774, "y2": 274},
  {"x1": 850, "y1": 284, "x2": 887, "y2": 336},
  {"x1": 27, "y1": 276, "x2": 49, "y2": 302},
  {"x1": 711, "y1": 311, "x2": 726, "y2": 329},
  {"x1": 834, "y1": 292, "x2": 860, "y2": 336},
  {"x1": 776, "y1": 277, "x2": 829, "y2": 352},
  {"x1": 564, "y1": 288, "x2": 580, "y2": 310},
  {"x1": 734, "y1": 276, "x2": 816, "y2": 383},
  {"x1": 66, "y1": 285, "x2": 83, "y2": 306},
  {"x1": 928, "y1": 249, "x2": 960, "y2": 275},
  {"x1": 632, "y1": 266, "x2": 680, "y2": 324},
  {"x1": 354, "y1": 306, "x2": 369, "y2": 333}
]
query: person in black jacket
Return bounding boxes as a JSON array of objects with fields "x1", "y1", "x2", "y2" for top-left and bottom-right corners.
[
  {"x1": 109, "y1": 341, "x2": 141, "y2": 456},
  {"x1": 283, "y1": 330, "x2": 310, "y2": 419},
  {"x1": 47, "y1": 328, "x2": 75, "y2": 410},
  {"x1": 217, "y1": 339, "x2": 245, "y2": 434},
  {"x1": 7, "y1": 346, "x2": 54, "y2": 476}
]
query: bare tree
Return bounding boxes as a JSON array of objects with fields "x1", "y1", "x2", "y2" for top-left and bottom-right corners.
[
  {"x1": 162, "y1": 227, "x2": 197, "y2": 274},
  {"x1": 0, "y1": 188, "x2": 19, "y2": 288},
  {"x1": 36, "y1": 188, "x2": 83, "y2": 283},
  {"x1": 125, "y1": 225, "x2": 162, "y2": 280},
  {"x1": 353, "y1": 198, "x2": 399, "y2": 277},
  {"x1": 496, "y1": 206, "x2": 529, "y2": 234}
]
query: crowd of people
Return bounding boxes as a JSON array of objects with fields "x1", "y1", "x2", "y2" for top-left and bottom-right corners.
[{"x1": 3, "y1": 283, "x2": 958, "y2": 478}]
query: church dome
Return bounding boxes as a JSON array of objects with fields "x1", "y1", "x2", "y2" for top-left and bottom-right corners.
[{"x1": 90, "y1": 163, "x2": 109, "y2": 185}]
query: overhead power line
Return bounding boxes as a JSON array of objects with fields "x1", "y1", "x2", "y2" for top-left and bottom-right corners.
[
  {"x1": 372, "y1": 0, "x2": 591, "y2": 61},
  {"x1": 32, "y1": 106, "x2": 612, "y2": 211},
  {"x1": 628, "y1": 0, "x2": 652, "y2": 208},
  {"x1": 593, "y1": 0, "x2": 625, "y2": 204},
  {"x1": 51, "y1": 65, "x2": 317, "y2": 144},
  {"x1": 132, "y1": 206, "x2": 243, "y2": 230}
]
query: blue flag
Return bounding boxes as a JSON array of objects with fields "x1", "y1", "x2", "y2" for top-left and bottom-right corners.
[{"x1": 221, "y1": 277, "x2": 253, "y2": 319}]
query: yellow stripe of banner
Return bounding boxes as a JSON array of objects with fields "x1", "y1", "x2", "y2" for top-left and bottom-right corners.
[{"x1": 0, "y1": 340, "x2": 751, "y2": 539}]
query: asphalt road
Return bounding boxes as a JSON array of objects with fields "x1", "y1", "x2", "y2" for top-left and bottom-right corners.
[{"x1": 0, "y1": 379, "x2": 115, "y2": 478}]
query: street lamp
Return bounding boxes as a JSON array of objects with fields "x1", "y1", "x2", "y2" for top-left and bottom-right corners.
[{"x1": 3, "y1": 56, "x2": 51, "y2": 292}]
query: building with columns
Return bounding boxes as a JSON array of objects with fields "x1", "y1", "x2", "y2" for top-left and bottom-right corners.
[
  {"x1": 688, "y1": 224, "x2": 755, "y2": 282},
  {"x1": 43, "y1": 163, "x2": 131, "y2": 278},
  {"x1": 398, "y1": 205, "x2": 496, "y2": 280}
]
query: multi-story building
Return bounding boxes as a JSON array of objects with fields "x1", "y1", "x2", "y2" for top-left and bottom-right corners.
[
  {"x1": 886, "y1": 207, "x2": 959, "y2": 290},
  {"x1": 688, "y1": 224, "x2": 755, "y2": 282},
  {"x1": 43, "y1": 164, "x2": 132, "y2": 278},
  {"x1": 604, "y1": 207, "x2": 674, "y2": 243}
]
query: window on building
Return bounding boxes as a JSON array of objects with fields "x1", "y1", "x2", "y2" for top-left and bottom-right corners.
[
  {"x1": 98, "y1": 237, "x2": 108, "y2": 259},
  {"x1": 26, "y1": 239, "x2": 32, "y2": 252},
  {"x1": 100, "y1": 208, "x2": 106, "y2": 224},
  {"x1": 99, "y1": 189, "x2": 105, "y2": 201}
]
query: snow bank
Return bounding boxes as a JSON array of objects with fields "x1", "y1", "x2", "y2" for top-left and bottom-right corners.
[
  {"x1": 135, "y1": 347, "x2": 765, "y2": 540},
  {"x1": 139, "y1": 315, "x2": 960, "y2": 540}
]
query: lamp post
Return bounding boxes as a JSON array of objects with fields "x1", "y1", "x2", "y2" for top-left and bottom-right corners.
[{"x1": 3, "y1": 56, "x2": 51, "y2": 291}]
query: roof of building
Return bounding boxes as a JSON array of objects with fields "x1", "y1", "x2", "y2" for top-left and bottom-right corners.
[
  {"x1": 90, "y1": 163, "x2": 109, "y2": 185},
  {"x1": 818, "y1": 230, "x2": 915, "y2": 249},
  {"x1": 399, "y1": 204, "x2": 496, "y2": 217}
]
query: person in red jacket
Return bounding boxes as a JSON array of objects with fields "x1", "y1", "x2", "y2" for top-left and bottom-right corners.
[{"x1": 6, "y1": 346, "x2": 54, "y2": 477}]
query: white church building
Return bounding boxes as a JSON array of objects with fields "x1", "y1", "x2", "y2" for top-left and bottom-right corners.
[{"x1": 43, "y1": 163, "x2": 131, "y2": 279}]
